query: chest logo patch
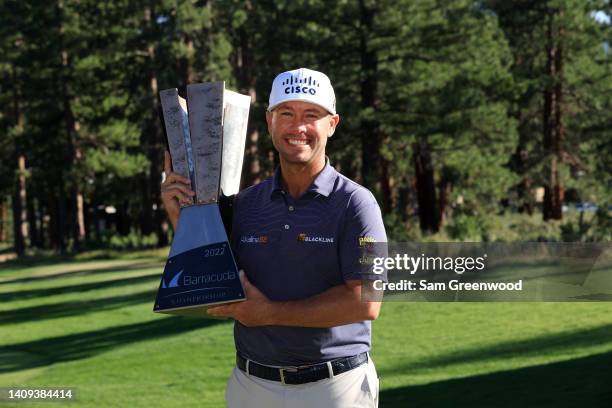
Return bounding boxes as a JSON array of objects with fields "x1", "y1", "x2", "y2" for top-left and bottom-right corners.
[
  {"x1": 240, "y1": 234, "x2": 269, "y2": 244},
  {"x1": 359, "y1": 236, "x2": 377, "y2": 248},
  {"x1": 297, "y1": 233, "x2": 334, "y2": 243}
]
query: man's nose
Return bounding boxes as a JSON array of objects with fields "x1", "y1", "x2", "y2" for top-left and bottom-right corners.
[{"x1": 289, "y1": 117, "x2": 308, "y2": 133}]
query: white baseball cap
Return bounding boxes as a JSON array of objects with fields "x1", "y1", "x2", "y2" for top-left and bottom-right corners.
[{"x1": 268, "y1": 68, "x2": 336, "y2": 114}]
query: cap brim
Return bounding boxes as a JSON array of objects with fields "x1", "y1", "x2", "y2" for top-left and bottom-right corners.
[{"x1": 267, "y1": 98, "x2": 336, "y2": 115}]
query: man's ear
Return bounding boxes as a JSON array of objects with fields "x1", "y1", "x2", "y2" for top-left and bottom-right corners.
[{"x1": 328, "y1": 114, "x2": 340, "y2": 137}]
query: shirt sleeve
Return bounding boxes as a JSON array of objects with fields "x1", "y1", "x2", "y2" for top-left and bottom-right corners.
[{"x1": 339, "y1": 188, "x2": 388, "y2": 282}]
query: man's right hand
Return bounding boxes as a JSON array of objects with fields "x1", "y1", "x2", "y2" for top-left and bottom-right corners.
[{"x1": 160, "y1": 151, "x2": 195, "y2": 229}]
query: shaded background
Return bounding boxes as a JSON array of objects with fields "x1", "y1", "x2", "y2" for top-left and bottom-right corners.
[{"x1": 1, "y1": 0, "x2": 611, "y2": 258}]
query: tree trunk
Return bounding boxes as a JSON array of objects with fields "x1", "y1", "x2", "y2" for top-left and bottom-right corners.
[
  {"x1": 77, "y1": 192, "x2": 86, "y2": 240},
  {"x1": 71, "y1": 187, "x2": 86, "y2": 251},
  {"x1": 235, "y1": 0, "x2": 261, "y2": 187},
  {"x1": 37, "y1": 203, "x2": 46, "y2": 248},
  {"x1": 48, "y1": 186, "x2": 67, "y2": 254},
  {"x1": 360, "y1": 4, "x2": 393, "y2": 216},
  {"x1": 380, "y1": 146, "x2": 395, "y2": 214},
  {"x1": 12, "y1": 156, "x2": 29, "y2": 256},
  {"x1": 63, "y1": 101, "x2": 86, "y2": 250},
  {"x1": 413, "y1": 139, "x2": 438, "y2": 233},
  {"x1": 0, "y1": 199, "x2": 7, "y2": 242},
  {"x1": 48, "y1": 193, "x2": 57, "y2": 250},
  {"x1": 512, "y1": 112, "x2": 534, "y2": 215},
  {"x1": 142, "y1": 4, "x2": 166, "y2": 245},
  {"x1": 58, "y1": 0, "x2": 86, "y2": 250},
  {"x1": 57, "y1": 187, "x2": 67, "y2": 254},
  {"x1": 116, "y1": 200, "x2": 130, "y2": 236},
  {"x1": 359, "y1": 0, "x2": 384, "y2": 201},
  {"x1": 91, "y1": 200, "x2": 100, "y2": 242},
  {"x1": 26, "y1": 186, "x2": 41, "y2": 248},
  {"x1": 518, "y1": 177, "x2": 534, "y2": 215},
  {"x1": 10, "y1": 62, "x2": 28, "y2": 255},
  {"x1": 183, "y1": 34, "x2": 195, "y2": 85},
  {"x1": 398, "y1": 179, "x2": 414, "y2": 223},
  {"x1": 542, "y1": 8, "x2": 564, "y2": 221},
  {"x1": 552, "y1": 11, "x2": 565, "y2": 220}
]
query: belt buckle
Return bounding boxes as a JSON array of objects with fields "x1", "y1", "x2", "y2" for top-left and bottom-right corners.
[{"x1": 279, "y1": 367, "x2": 297, "y2": 385}]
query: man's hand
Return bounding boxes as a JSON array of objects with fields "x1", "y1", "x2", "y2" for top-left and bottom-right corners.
[
  {"x1": 160, "y1": 151, "x2": 195, "y2": 229},
  {"x1": 207, "y1": 271, "x2": 276, "y2": 327}
]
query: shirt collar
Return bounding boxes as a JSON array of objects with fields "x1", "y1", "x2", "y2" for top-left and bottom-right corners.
[{"x1": 271, "y1": 157, "x2": 337, "y2": 198}]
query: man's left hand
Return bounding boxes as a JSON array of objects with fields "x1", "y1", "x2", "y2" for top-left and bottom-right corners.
[{"x1": 207, "y1": 270, "x2": 276, "y2": 327}]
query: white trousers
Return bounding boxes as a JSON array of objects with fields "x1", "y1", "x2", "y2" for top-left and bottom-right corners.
[{"x1": 225, "y1": 355, "x2": 379, "y2": 408}]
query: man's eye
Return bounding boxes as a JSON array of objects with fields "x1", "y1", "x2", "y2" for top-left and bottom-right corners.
[{"x1": 281, "y1": 112, "x2": 292, "y2": 116}]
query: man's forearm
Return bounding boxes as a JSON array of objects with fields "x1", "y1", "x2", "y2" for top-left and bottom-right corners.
[
  {"x1": 207, "y1": 275, "x2": 381, "y2": 328},
  {"x1": 170, "y1": 216, "x2": 178, "y2": 231},
  {"x1": 167, "y1": 210, "x2": 179, "y2": 231},
  {"x1": 270, "y1": 281, "x2": 381, "y2": 328}
]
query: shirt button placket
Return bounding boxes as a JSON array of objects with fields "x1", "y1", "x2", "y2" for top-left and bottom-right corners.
[{"x1": 285, "y1": 201, "x2": 294, "y2": 231}]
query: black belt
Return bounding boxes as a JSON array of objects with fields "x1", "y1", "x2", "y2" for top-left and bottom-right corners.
[{"x1": 236, "y1": 352, "x2": 368, "y2": 385}]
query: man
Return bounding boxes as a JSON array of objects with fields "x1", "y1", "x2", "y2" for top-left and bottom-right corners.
[{"x1": 161, "y1": 68, "x2": 386, "y2": 407}]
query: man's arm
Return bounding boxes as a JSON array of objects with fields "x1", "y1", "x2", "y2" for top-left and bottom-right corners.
[
  {"x1": 207, "y1": 271, "x2": 381, "y2": 328},
  {"x1": 273, "y1": 279, "x2": 381, "y2": 327}
]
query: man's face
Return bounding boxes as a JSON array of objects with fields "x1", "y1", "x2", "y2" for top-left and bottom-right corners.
[{"x1": 266, "y1": 101, "x2": 340, "y2": 166}]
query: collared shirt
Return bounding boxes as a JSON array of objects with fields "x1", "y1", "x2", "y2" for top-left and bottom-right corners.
[{"x1": 231, "y1": 159, "x2": 387, "y2": 366}]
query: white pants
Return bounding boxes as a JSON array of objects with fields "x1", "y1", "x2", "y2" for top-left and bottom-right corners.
[{"x1": 225, "y1": 355, "x2": 379, "y2": 408}]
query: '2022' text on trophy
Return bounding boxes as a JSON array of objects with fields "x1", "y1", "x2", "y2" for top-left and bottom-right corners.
[{"x1": 154, "y1": 82, "x2": 250, "y2": 316}]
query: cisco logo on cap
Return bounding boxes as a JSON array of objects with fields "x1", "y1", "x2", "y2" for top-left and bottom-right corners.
[
  {"x1": 282, "y1": 75, "x2": 320, "y2": 96},
  {"x1": 268, "y1": 67, "x2": 336, "y2": 114}
]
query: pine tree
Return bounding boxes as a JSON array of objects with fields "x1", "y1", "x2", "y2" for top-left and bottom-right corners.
[{"x1": 490, "y1": 0, "x2": 612, "y2": 222}]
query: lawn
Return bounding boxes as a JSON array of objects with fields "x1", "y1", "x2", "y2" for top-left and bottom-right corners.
[{"x1": 1, "y1": 249, "x2": 611, "y2": 407}]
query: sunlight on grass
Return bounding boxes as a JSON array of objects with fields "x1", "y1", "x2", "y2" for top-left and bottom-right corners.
[{"x1": 1, "y1": 249, "x2": 611, "y2": 407}]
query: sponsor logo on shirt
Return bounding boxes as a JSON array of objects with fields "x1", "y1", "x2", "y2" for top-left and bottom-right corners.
[
  {"x1": 359, "y1": 236, "x2": 377, "y2": 247},
  {"x1": 297, "y1": 233, "x2": 334, "y2": 243},
  {"x1": 240, "y1": 234, "x2": 269, "y2": 244}
]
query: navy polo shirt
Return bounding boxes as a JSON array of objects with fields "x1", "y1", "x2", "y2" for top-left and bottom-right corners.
[{"x1": 230, "y1": 160, "x2": 387, "y2": 366}]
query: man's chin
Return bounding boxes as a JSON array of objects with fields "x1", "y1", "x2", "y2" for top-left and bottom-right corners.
[{"x1": 281, "y1": 154, "x2": 313, "y2": 165}]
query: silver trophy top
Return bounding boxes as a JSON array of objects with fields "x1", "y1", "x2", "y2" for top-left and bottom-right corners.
[{"x1": 160, "y1": 82, "x2": 251, "y2": 205}]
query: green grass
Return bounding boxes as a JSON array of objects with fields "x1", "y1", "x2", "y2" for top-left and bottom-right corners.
[{"x1": 1, "y1": 250, "x2": 612, "y2": 407}]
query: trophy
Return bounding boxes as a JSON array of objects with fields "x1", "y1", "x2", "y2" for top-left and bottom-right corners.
[{"x1": 153, "y1": 82, "x2": 250, "y2": 316}]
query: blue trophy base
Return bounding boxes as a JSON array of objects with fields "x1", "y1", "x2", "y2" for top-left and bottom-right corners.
[{"x1": 154, "y1": 204, "x2": 245, "y2": 316}]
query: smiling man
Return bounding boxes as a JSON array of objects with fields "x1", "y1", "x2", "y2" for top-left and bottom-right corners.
[{"x1": 162, "y1": 68, "x2": 387, "y2": 407}]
